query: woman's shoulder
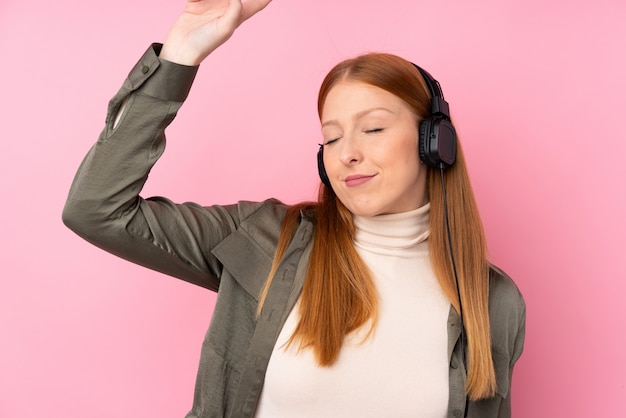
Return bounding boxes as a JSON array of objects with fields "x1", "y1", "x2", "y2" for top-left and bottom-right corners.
[
  {"x1": 235, "y1": 198, "x2": 317, "y2": 227},
  {"x1": 230, "y1": 198, "x2": 316, "y2": 249},
  {"x1": 487, "y1": 264, "x2": 526, "y2": 337},
  {"x1": 235, "y1": 198, "x2": 289, "y2": 221},
  {"x1": 488, "y1": 264, "x2": 525, "y2": 309}
]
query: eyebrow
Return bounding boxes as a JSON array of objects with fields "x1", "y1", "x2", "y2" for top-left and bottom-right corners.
[{"x1": 321, "y1": 107, "x2": 395, "y2": 129}]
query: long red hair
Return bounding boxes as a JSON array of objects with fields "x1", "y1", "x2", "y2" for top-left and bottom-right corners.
[{"x1": 259, "y1": 53, "x2": 496, "y2": 400}]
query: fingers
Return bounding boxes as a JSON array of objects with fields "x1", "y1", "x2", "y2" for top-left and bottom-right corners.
[
  {"x1": 221, "y1": 0, "x2": 271, "y2": 32},
  {"x1": 220, "y1": 0, "x2": 244, "y2": 29},
  {"x1": 240, "y1": 0, "x2": 273, "y2": 22}
]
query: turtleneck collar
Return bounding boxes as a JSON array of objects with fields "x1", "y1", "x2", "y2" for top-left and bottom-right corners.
[{"x1": 353, "y1": 203, "x2": 430, "y2": 257}]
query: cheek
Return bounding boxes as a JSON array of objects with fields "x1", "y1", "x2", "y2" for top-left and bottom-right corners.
[
  {"x1": 322, "y1": 148, "x2": 346, "y2": 185},
  {"x1": 381, "y1": 135, "x2": 419, "y2": 167},
  {"x1": 385, "y1": 139, "x2": 423, "y2": 182},
  {"x1": 322, "y1": 148, "x2": 337, "y2": 174}
]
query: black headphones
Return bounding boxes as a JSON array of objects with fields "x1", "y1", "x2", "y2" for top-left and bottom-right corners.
[{"x1": 317, "y1": 63, "x2": 457, "y2": 187}]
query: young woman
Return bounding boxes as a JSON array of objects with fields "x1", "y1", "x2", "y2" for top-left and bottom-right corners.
[{"x1": 63, "y1": 1, "x2": 525, "y2": 417}]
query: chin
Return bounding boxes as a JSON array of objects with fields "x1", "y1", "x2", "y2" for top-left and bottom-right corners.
[{"x1": 344, "y1": 204, "x2": 383, "y2": 218}]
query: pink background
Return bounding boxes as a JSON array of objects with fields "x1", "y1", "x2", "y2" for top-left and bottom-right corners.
[{"x1": 2, "y1": 1, "x2": 625, "y2": 416}]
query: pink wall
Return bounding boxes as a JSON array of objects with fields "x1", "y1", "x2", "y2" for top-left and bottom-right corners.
[{"x1": 2, "y1": 1, "x2": 625, "y2": 416}]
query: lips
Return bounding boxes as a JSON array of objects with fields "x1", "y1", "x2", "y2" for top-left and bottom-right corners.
[{"x1": 344, "y1": 174, "x2": 376, "y2": 187}]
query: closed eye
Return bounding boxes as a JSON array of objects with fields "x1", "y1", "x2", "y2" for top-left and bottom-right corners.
[
  {"x1": 365, "y1": 128, "x2": 384, "y2": 134},
  {"x1": 324, "y1": 137, "x2": 340, "y2": 146}
]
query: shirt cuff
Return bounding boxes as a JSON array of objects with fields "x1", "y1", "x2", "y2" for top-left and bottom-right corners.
[{"x1": 126, "y1": 43, "x2": 199, "y2": 102}]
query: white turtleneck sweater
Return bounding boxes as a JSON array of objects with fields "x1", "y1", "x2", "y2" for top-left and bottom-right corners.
[{"x1": 254, "y1": 204, "x2": 451, "y2": 418}]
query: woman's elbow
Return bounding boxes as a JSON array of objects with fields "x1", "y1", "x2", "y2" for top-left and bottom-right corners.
[{"x1": 62, "y1": 198, "x2": 106, "y2": 240}]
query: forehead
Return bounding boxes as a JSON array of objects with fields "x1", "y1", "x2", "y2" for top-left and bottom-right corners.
[{"x1": 321, "y1": 81, "x2": 413, "y2": 123}]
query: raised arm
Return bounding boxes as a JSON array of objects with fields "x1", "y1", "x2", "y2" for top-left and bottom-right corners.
[{"x1": 62, "y1": 1, "x2": 274, "y2": 291}]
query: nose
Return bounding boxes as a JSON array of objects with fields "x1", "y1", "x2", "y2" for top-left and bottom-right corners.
[{"x1": 339, "y1": 136, "x2": 362, "y2": 166}]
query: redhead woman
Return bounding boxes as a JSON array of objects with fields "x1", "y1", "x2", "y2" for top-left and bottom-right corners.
[{"x1": 63, "y1": 1, "x2": 525, "y2": 417}]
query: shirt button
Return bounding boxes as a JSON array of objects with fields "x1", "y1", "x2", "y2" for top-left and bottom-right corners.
[
  {"x1": 454, "y1": 410, "x2": 462, "y2": 417},
  {"x1": 141, "y1": 65, "x2": 150, "y2": 74}
]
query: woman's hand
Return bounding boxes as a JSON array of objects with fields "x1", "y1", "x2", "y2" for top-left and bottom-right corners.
[{"x1": 160, "y1": 0, "x2": 273, "y2": 66}]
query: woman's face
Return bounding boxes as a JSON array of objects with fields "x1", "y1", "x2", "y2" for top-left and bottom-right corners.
[{"x1": 320, "y1": 81, "x2": 428, "y2": 217}]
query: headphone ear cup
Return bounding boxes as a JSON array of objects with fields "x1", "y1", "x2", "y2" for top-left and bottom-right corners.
[
  {"x1": 433, "y1": 118, "x2": 457, "y2": 168},
  {"x1": 418, "y1": 116, "x2": 457, "y2": 168},
  {"x1": 317, "y1": 146, "x2": 331, "y2": 187},
  {"x1": 419, "y1": 117, "x2": 436, "y2": 167}
]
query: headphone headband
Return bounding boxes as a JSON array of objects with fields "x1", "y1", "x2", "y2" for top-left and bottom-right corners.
[{"x1": 412, "y1": 64, "x2": 451, "y2": 119}]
